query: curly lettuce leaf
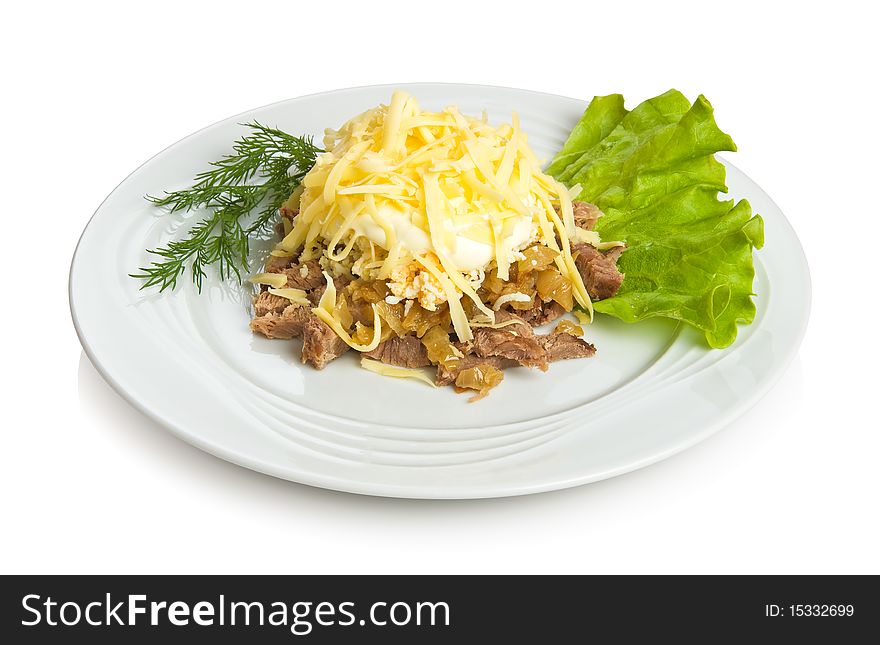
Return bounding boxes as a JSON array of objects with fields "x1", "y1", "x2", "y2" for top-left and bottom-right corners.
[
  {"x1": 545, "y1": 94, "x2": 628, "y2": 177},
  {"x1": 548, "y1": 90, "x2": 764, "y2": 348}
]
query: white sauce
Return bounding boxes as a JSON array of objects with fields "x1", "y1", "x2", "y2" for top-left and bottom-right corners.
[{"x1": 351, "y1": 205, "x2": 535, "y2": 271}]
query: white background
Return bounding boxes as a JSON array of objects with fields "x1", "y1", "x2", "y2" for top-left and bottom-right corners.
[{"x1": 2, "y1": 0, "x2": 878, "y2": 574}]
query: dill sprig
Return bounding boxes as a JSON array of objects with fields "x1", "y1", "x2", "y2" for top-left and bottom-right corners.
[{"x1": 131, "y1": 123, "x2": 321, "y2": 292}]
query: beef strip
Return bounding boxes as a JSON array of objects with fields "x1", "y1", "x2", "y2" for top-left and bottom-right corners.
[
  {"x1": 553, "y1": 200, "x2": 603, "y2": 231},
  {"x1": 572, "y1": 201, "x2": 603, "y2": 231},
  {"x1": 301, "y1": 316, "x2": 349, "y2": 369},
  {"x1": 253, "y1": 291, "x2": 293, "y2": 317},
  {"x1": 362, "y1": 335, "x2": 431, "y2": 368},
  {"x1": 435, "y1": 355, "x2": 516, "y2": 386},
  {"x1": 264, "y1": 253, "x2": 295, "y2": 274},
  {"x1": 518, "y1": 299, "x2": 565, "y2": 327},
  {"x1": 604, "y1": 246, "x2": 625, "y2": 263},
  {"x1": 281, "y1": 261, "x2": 325, "y2": 291},
  {"x1": 549, "y1": 200, "x2": 623, "y2": 300},
  {"x1": 537, "y1": 329, "x2": 596, "y2": 362},
  {"x1": 571, "y1": 242, "x2": 625, "y2": 300},
  {"x1": 470, "y1": 310, "x2": 549, "y2": 370},
  {"x1": 250, "y1": 304, "x2": 312, "y2": 340}
]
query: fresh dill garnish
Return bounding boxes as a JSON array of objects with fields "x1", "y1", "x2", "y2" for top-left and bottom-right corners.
[{"x1": 131, "y1": 122, "x2": 322, "y2": 292}]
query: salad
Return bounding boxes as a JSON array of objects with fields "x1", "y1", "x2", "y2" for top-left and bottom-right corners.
[{"x1": 135, "y1": 89, "x2": 764, "y2": 400}]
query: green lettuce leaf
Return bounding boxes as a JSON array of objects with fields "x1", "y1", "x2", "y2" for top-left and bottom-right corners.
[{"x1": 548, "y1": 90, "x2": 764, "y2": 348}]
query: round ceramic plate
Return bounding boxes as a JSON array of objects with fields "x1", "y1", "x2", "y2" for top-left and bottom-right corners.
[{"x1": 69, "y1": 83, "x2": 811, "y2": 498}]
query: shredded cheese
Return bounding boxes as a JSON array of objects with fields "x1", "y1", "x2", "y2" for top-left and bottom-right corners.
[
  {"x1": 493, "y1": 292, "x2": 532, "y2": 310},
  {"x1": 277, "y1": 90, "x2": 606, "y2": 342},
  {"x1": 572, "y1": 228, "x2": 602, "y2": 246},
  {"x1": 249, "y1": 273, "x2": 288, "y2": 289},
  {"x1": 469, "y1": 318, "x2": 525, "y2": 330},
  {"x1": 313, "y1": 306, "x2": 382, "y2": 352},
  {"x1": 316, "y1": 271, "x2": 336, "y2": 314},
  {"x1": 360, "y1": 358, "x2": 437, "y2": 387},
  {"x1": 267, "y1": 287, "x2": 310, "y2": 305},
  {"x1": 312, "y1": 272, "x2": 382, "y2": 352}
]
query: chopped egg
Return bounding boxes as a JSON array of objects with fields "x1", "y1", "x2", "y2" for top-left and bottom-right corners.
[{"x1": 387, "y1": 261, "x2": 448, "y2": 311}]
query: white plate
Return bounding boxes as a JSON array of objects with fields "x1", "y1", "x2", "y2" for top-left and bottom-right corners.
[{"x1": 69, "y1": 83, "x2": 811, "y2": 499}]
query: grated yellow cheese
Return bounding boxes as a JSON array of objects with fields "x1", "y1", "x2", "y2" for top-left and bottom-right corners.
[
  {"x1": 493, "y1": 292, "x2": 532, "y2": 310},
  {"x1": 572, "y1": 228, "x2": 602, "y2": 246},
  {"x1": 267, "y1": 287, "x2": 310, "y2": 305},
  {"x1": 360, "y1": 358, "x2": 436, "y2": 387},
  {"x1": 312, "y1": 272, "x2": 382, "y2": 352},
  {"x1": 280, "y1": 90, "x2": 604, "y2": 341},
  {"x1": 469, "y1": 317, "x2": 525, "y2": 330},
  {"x1": 249, "y1": 273, "x2": 288, "y2": 289},
  {"x1": 316, "y1": 271, "x2": 337, "y2": 314}
]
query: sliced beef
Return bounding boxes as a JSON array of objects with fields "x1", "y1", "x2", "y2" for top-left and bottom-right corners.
[
  {"x1": 550, "y1": 201, "x2": 623, "y2": 300},
  {"x1": 572, "y1": 201, "x2": 603, "y2": 231},
  {"x1": 253, "y1": 291, "x2": 292, "y2": 317},
  {"x1": 553, "y1": 200, "x2": 603, "y2": 231},
  {"x1": 470, "y1": 311, "x2": 549, "y2": 371},
  {"x1": 264, "y1": 253, "x2": 295, "y2": 274},
  {"x1": 250, "y1": 304, "x2": 311, "y2": 340},
  {"x1": 301, "y1": 316, "x2": 349, "y2": 369},
  {"x1": 604, "y1": 245, "x2": 625, "y2": 263},
  {"x1": 571, "y1": 243, "x2": 625, "y2": 300},
  {"x1": 363, "y1": 335, "x2": 431, "y2": 368},
  {"x1": 537, "y1": 329, "x2": 596, "y2": 362},
  {"x1": 435, "y1": 355, "x2": 515, "y2": 386},
  {"x1": 281, "y1": 260, "x2": 324, "y2": 291},
  {"x1": 518, "y1": 299, "x2": 565, "y2": 327}
]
